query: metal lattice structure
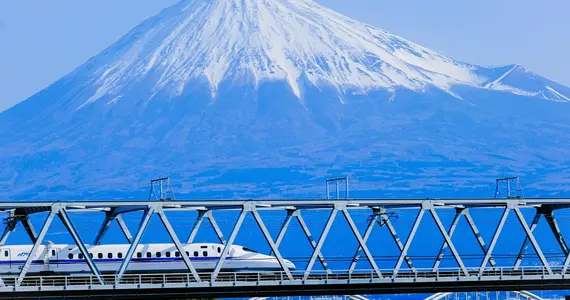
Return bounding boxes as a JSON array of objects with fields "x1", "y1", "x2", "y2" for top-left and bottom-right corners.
[{"x1": 1, "y1": 198, "x2": 570, "y2": 298}]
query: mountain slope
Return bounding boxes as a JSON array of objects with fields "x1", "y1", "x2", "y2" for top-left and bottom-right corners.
[{"x1": 1, "y1": 0, "x2": 570, "y2": 199}]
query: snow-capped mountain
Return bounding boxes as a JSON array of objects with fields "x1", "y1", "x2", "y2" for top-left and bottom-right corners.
[
  {"x1": 1, "y1": 0, "x2": 570, "y2": 199},
  {"x1": 63, "y1": 0, "x2": 567, "y2": 109}
]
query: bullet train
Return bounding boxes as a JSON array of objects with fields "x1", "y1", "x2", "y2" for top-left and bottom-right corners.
[{"x1": 0, "y1": 242, "x2": 296, "y2": 274}]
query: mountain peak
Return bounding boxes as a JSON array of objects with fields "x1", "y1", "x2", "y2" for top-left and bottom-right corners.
[{"x1": 76, "y1": 0, "x2": 489, "y2": 109}]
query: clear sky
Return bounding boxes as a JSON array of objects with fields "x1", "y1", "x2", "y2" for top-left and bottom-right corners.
[{"x1": 0, "y1": 0, "x2": 568, "y2": 112}]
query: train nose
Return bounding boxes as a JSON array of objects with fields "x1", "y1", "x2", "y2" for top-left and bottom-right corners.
[{"x1": 285, "y1": 259, "x2": 296, "y2": 270}]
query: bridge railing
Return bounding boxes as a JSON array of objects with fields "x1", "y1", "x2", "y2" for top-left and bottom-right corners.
[{"x1": 0, "y1": 265, "x2": 562, "y2": 290}]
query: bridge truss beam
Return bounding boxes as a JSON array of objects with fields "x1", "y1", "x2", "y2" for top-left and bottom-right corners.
[{"x1": 0, "y1": 198, "x2": 570, "y2": 296}]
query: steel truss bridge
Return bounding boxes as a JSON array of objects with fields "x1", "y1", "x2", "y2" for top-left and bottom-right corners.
[{"x1": 1, "y1": 198, "x2": 570, "y2": 299}]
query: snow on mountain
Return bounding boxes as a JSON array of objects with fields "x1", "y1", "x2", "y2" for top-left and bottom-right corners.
[
  {"x1": 74, "y1": 0, "x2": 567, "y2": 110},
  {"x1": 481, "y1": 64, "x2": 570, "y2": 101},
  {"x1": 1, "y1": 0, "x2": 570, "y2": 199}
]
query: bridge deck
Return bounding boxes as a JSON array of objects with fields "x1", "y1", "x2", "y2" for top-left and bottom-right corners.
[{"x1": 1, "y1": 267, "x2": 569, "y2": 298}]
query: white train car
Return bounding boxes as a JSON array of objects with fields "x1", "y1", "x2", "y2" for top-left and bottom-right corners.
[{"x1": 0, "y1": 242, "x2": 295, "y2": 275}]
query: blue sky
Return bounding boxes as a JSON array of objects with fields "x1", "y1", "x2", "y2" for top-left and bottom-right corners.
[{"x1": 0, "y1": 0, "x2": 568, "y2": 112}]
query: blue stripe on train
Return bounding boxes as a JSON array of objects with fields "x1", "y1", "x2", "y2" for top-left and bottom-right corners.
[{"x1": 0, "y1": 256, "x2": 241, "y2": 265}]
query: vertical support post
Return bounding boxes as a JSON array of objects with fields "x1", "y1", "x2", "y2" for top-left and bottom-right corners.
[
  {"x1": 16, "y1": 207, "x2": 60, "y2": 287},
  {"x1": 429, "y1": 208, "x2": 469, "y2": 277},
  {"x1": 303, "y1": 208, "x2": 337, "y2": 281},
  {"x1": 115, "y1": 214, "x2": 133, "y2": 244},
  {"x1": 433, "y1": 209, "x2": 462, "y2": 271},
  {"x1": 326, "y1": 182, "x2": 330, "y2": 200},
  {"x1": 336, "y1": 181, "x2": 339, "y2": 199},
  {"x1": 479, "y1": 207, "x2": 510, "y2": 276},
  {"x1": 58, "y1": 207, "x2": 104, "y2": 285},
  {"x1": 393, "y1": 208, "x2": 424, "y2": 277},
  {"x1": 116, "y1": 207, "x2": 154, "y2": 283},
  {"x1": 211, "y1": 209, "x2": 247, "y2": 281},
  {"x1": 251, "y1": 209, "x2": 293, "y2": 280},
  {"x1": 341, "y1": 209, "x2": 382, "y2": 278},
  {"x1": 186, "y1": 210, "x2": 206, "y2": 243},
  {"x1": 155, "y1": 207, "x2": 201, "y2": 282},
  {"x1": 345, "y1": 177, "x2": 349, "y2": 199},
  {"x1": 21, "y1": 216, "x2": 38, "y2": 244},
  {"x1": 513, "y1": 207, "x2": 552, "y2": 275},
  {"x1": 513, "y1": 210, "x2": 541, "y2": 270}
]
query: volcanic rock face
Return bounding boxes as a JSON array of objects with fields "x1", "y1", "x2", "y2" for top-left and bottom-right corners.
[{"x1": 1, "y1": 0, "x2": 570, "y2": 199}]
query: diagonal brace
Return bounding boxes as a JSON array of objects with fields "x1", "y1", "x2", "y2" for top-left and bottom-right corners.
[
  {"x1": 342, "y1": 209, "x2": 382, "y2": 278},
  {"x1": 211, "y1": 209, "x2": 247, "y2": 281},
  {"x1": 21, "y1": 216, "x2": 38, "y2": 244},
  {"x1": 251, "y1": 209, "x2": 294, "y2": 280},
  {"x1": 393, "y1": 208, "x2": 424, "y2": 277},
  {"x1": 430, "y1": 208, "x2": 469, "y2": 277},
  {"x1": 479, "y1": 207, "x2": 510, "y2": 277},
  {"x1": 513, "y1": 210, "x2": 541, "y2": 270},
  {"x1": 514, "y1": 207, "x2": 552, "y2": 275},
  {"x1": 303, "y1": 208, "x2": 337, "y2": 281},
  {"x1": 186, "y1": 210, "x2": 226, "y2": 244},
  {"x1": 58, "y1": 208, "x2": 104, "y2": 285},
  {"x1": 156, "y1": 207, "x2": 201, "y2": 282},
  {"x1": 116, "y1": 207, "x2": 154, "y2": 283},
  {"x1": 16, "y1": 207, "x2": 60, "y2": 287},
  {"x1": 433, "y1": 209, "x2": 462, "y2": 271}
]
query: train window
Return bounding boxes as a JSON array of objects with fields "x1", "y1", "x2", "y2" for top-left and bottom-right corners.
[
  {"x1": 108, "y1": 253, "x2": 113, "y2": 259},
  {"x1": 243, "y1": 247, "x2": 257, "y2": 253},
  {"x1": 203, "y1": 251, "x2": 208, "y2": 257},
  {"x1": 146, "y1": 252, "x2": 152, "y2": 258},
  {"x1": 136, "y1": 252, "x2": 142, "y2": 258},
  {"x1": 185, "y1": 251, "x2": 189, "y2": 256},
  {"x1": 4, "y1": 251, "x2": 8, "y2": 257},
  {"x1": 165, "y1": 252, "x2": 171, "y2": 258},
  {"x1": 175, "y1": 251, "x2": 180, "y2": 257},
  {"x1": 217, "y1": 247, "x2": 221, "y2": 253},
  {"x1": 193, "y1": 251, "x2": 198, "y2": 257},
  {"x1": 98, "y1": 253, "x2": 103, "y2": 259},
  {"x1": 118, "y1": 252, "x2": 123, "y2": 259},
  {"x1": 52, "y1": 250, "x2": 56, "y2": 256},
  {"x1": 68, "y1": 253, "x2": 73, "y2": 259},
  {"x1": 200, "y1": 245, "x2": 208, "y2": 249},
  {"x1": 89, "y1": 253, "x2": 93, "y2": 258},
  {"x1": 156, "y1": 252, "x2": 161, "y2": 258},
  {"x1": 78, "y1": 253, "x2": 84, "y2": 259}
]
